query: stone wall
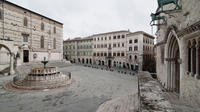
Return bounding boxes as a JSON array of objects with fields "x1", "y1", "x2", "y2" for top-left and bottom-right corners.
[
  {"x1": 155, "y1": 0, "x2": 200, "y2": 107},
  {"x1": 180, "y1": 73, "x2": 200, "y2": 108}
]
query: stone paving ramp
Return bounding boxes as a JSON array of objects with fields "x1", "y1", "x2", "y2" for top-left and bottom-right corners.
[
  {"x1": 96, "y1": 94, "x2": 139, "y2": 112},
  {"x1": 139, "y1": 72, "x2": 175, "y2": 112}
]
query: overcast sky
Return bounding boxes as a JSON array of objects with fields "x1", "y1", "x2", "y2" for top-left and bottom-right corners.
[{"x1": 9, "y1": 0, "x2": 157, "y2": 40}]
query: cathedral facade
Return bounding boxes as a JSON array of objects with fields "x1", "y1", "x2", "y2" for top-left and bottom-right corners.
[
  {"x1": 155, "y1": 0, "x2": 200, "y2": 107},
  {"x1": 0, "y1": 0, "x2": 63, "y2": 75}
]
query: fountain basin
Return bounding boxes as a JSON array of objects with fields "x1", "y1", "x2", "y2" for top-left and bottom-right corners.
[{"x1": 11, "y1": 66, "x2": 72, "y2": 90}]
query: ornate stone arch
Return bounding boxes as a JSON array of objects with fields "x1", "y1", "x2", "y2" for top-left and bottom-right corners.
[{"x1": 164, "y1": 26, "x2": 180, "y2": 93}]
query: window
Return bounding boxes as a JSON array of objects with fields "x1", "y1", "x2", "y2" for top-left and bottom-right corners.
[
  {"x1": 104, "y1": 53, "x2": 107, "y2": 56},
  {"x1": 94, "y1": 45, "x2": 96, "y2": 48},
  {"x1": 118, "y1": 43, "x2": 120, "y2": 47},
  {"x1": 129, "y1": 47, "x2": 132, "y2": 51},
  {"x1": 40, "y1": 36, "x2": 44, "y2": 48},
  {"x1": 104, "y1": 44, "x2": 107, "y2": 48},
  {"x1": 41, "y1": 22, "x2": 44, "y2": 31},
  {"x1": 23, "y1": 34, "x2": 28, "y2": 42},
  {"x1": 121, "y1": 52, "x2": 124, "y2": 57},
  {"x1": 122, "y1": 35, "x2": 125, "y2": 38},
  {"x1": 97, "y1": 53, "x2": 99, "y2": 56},
  {"x1": 113, "y1": 36, "x2": 116, "y2": 39},
  {"x1": 129, "y1": 55, "x2": 132, "y2": 60},
  {"x1": 134, "y1": 46, "x2": 138, "y2": 51},
  {"x1": 113, "y1": 43, "x2": 116, "y2": 47},
  {"x1": 23, "y1": 17, "x2": 28, "y2": 26},
  {"x1": 135, "y1": 55, "x2": 137, "y2": 60},
  {"x1": 117, "y1": 53, "x2": 120, "y2": 56},
  {"x1": 109, "y1": 36, "x2": 111, "y2": 40},
  {"x1": 54, "y1": 26, "x2": 56, "y2": 33},
  {"x1": 108, "y1": 53, "x2": 112, "y2": 57},
  {"x1": 134, "y1": 39, "x2": 138, "y2": 43},
  {"x1": 113, "y1": 52, "x2": 116, "y2": 56},
  {"x1": 53, "y1": 38, "x2": 56, "y2": 49},
  {"x1": 0, "y1": 9, "x2": 3, "y2": 20},
  {"x1": 101, "y1": 37, "x2": 103, "y2": 40},
  {"x1": 101, "y1": 44, "x2": 103, "y2": 48},
  {"x1": 117, "y1": 35, "x2": 120, "y2": 39},
  {"x1": 101, "y1": 53, "x2": 103, "y2": 56},
  {"x1": 122, "y1": 43, "x2": 124, "y2": 47},
  {"x1": 105, "y1": 37, "x2": 107, "y2": 40},
  {"x1": 109, "y1": 44, "x2": 112, "y2": 48},
  {"x1": 129, "y1": 40, "x2": 132, "y2": 44},
  {"x1": 94, "y1": 53, "x2": 96, "y2": 56}
]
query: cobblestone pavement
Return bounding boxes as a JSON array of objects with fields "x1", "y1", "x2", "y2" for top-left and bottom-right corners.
[
  {"x1": 163, "y1": 92, "x2": 200, "y2": 112},
  {"x1": 96, "y1": 94, "x2": 139, "y2": 112},
  {"x1": 0, "y1": 64, "x2": 138, "y2": 112}
]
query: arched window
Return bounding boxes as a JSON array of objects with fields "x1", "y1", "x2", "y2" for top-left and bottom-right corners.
[
  {"x1": 41, "y1": 22, "x2": 44, "y2": 31},
  {"x1": 24, "y1": 17, "x2": 28, "y2": 26},
  {"x1": 40, "y1": 36, "x2": 44, "y2": 48},
  {"x1": 135, "y1": 55, "x2": 137, "y2": 60},
  {"x1": 53, "y1": 38, "x2": 56, "y2": 49},
  {"x1": 129, "y1": 55, "x2": 132, "y2": 60}
]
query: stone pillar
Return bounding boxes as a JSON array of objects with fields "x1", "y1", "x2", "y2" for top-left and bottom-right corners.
[
  {"x1": 172, "y1": 61, "x2": 176, "y2": 91},
  {"x1": 190, "y1": 47, "x2": 194, "y2": 76},
  {"x1": 196, "y1": 45, "x2": 200, "y2": 79},
  {"x1": 170, "y1": 61, "x2": 173, "y2": 91},
  {"x1": 10, "y1": 53, "x2": 15, "y2": 75},
  {"x1": 167, "y1": 61, "x2": 171, "y2": 91}
]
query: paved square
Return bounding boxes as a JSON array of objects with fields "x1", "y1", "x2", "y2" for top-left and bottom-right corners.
[{"x1": 0, "y1": 65, "x2": 138, "y2": 112}]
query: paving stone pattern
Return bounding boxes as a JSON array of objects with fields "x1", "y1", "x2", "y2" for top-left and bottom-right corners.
[{"x1": 0, "y1": 64, "x2": 138, "y2": 112}]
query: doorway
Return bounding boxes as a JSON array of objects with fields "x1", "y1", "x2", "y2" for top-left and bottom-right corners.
[
  {"x1": 23, "y1": 50, "x2": 29, "y2": 63},
  {"x1": 108, "y1": 60, "x2": 111, "y2": 68}
]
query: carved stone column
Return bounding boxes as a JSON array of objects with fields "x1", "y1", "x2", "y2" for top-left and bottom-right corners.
[
  {"x1": 172, "y1": 61, "x2": 176, "y2": 91},
  {"x1": 196, "y1": 45, "x2": 200, "y2": 79},
  {"x1": 190, "y1": 47, "x2": 194, "y2": 76}
]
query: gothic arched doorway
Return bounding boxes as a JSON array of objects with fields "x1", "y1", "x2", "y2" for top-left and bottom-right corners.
[{"x1": 166, "y1": 33, "x2": 180, "y2": 93}]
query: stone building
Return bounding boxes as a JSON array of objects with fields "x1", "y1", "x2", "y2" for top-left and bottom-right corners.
[
  {"x1": 0, "y1": 0, "x2": 63, "y2": 75},
  {"x1": 154, "y1": 0, "x2": 200, "y2": 107},
  {"x1": 126, "y1": 31, "x2": 154, "y2": 71},
  {"x1": 64, "y1": 30, "x2": 154, "y2": 71},
  {"x1": 92, "y1": 31, "x2": 129, "y2": 68},
  {"x1": 63, "y1": 37, "x2": 93, "y2": 64}
]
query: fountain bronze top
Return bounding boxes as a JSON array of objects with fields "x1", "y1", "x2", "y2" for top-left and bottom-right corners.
[{"x1": 41, "y1": 57, "x2": 48, "y2": 68}]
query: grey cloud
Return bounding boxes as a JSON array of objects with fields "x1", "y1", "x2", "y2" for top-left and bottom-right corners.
[{"x1": 9, "y1": 0, "x2": 157, "y2": 40}]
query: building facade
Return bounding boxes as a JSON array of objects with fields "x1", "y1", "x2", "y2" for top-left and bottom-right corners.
[
  {"x1": 0, "y1": 0, "x2": 63, "y2": 75},
  {"x1": 64, "y1": 30, "x2": 154, "y2": 71},
  {"x1": 63, "y1": 37, "x2": 93, "y2": 64},
  {"x1": 126, "y1": 32, "x2": 154, "y2": 71},
  {"x1": 154, "y1": 0, "x2": 200, "y2": 107}
]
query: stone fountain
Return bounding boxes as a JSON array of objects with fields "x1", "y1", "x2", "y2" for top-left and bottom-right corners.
[{"x1": 11, "y1": 57, "x2": 72, "y2": 90}]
